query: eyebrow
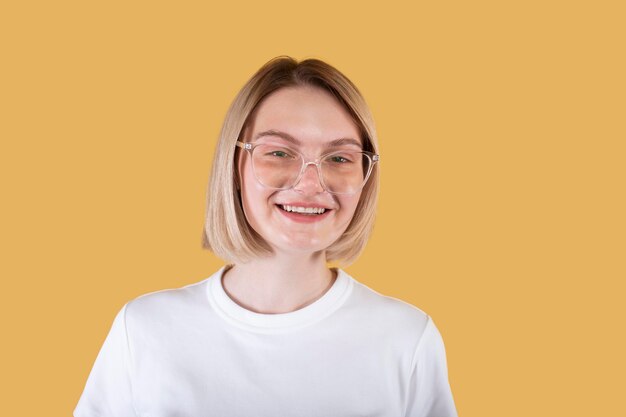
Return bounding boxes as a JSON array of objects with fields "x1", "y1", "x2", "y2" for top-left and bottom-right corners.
[{"x1": 254, "y1": 130, "x2": 362, "y2": 149}]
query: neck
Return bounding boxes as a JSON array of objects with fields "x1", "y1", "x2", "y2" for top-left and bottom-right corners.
[{"x1": 222, "y1": 251, "x2": 337, "y2": 314}]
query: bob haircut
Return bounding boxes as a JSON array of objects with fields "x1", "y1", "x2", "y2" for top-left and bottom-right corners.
[{"x1": 202, "y1": 56, "x2": 379, "y2": 266}]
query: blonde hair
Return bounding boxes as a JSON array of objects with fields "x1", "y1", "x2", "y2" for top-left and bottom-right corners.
[{"x1": 202, "y1": 56, "x2": 379, "y2": 266}]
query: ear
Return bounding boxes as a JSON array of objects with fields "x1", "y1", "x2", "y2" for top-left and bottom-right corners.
[
  {"x1": 235, "y1": 125, "x2": 252, "y2": 192},
  {"x1": 234, "y1": 145, "x2": 244, "y2": 191}
]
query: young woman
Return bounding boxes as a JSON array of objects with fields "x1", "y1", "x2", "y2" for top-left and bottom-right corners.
[{"x1": 75, "y1": 57, "x2": 458, "y2": 417}]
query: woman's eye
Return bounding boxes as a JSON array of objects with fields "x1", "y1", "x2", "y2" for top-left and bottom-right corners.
[
  {"x1": 268, "y1": 150, "x2": 290, "y2": 158},
  {"x1": 329, "y1": 155, "x2": 352, "y2": 163}
]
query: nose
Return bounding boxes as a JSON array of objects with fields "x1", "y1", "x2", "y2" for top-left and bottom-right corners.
[{"x1": 293, "y1": 162, "x2": 325, "y2": 194}]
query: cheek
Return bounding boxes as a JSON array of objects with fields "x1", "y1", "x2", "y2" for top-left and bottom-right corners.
[
  {"x1": 338, "y1": 194, "x2": 362, "y2": 224},
  {"x1": 240, "y1": 163, "x2": 273, "y2": 225}
]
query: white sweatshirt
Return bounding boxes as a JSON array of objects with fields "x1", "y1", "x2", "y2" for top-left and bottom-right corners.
[{"x1": 75, "y1": 267, "x2": 458, "y2": 417}]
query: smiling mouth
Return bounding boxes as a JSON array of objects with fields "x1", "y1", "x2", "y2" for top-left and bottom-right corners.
[{"x1": 278, "y1": 204, "x2": 329, "y2": 215}]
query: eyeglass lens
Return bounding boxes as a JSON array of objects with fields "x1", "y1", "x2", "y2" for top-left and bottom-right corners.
[{"x1": 250, "y1": 144, "x2": 371, "y2": 194}]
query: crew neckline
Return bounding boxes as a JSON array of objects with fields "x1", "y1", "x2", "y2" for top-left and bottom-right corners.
[{"x1": 206, "y1": 266, "x2": 353, "y2": 333}]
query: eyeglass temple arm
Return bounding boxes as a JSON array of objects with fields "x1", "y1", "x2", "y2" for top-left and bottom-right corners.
[{"x1": 235, "y1": 141, "x2": 252, "y2": 150}]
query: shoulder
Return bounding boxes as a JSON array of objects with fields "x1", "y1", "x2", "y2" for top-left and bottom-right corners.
[
  {"x1": 347, "y1": 271, "x2": 430, "y2": 323},
  {"x1": 123, "y1": 274, "x2": 213, "y2": 326},
  {"x1": 342, "y1": 270, "x2": 431, "y2": 342}
]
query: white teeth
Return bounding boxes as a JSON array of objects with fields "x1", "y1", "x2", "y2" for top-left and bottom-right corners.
[{"x1": 281, "y1": 205, "x2": 327, "y2": 214}]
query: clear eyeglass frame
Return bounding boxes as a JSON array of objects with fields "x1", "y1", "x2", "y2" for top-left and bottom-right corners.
[{"x1": 235, "y1": 140, "x2": 380, "y2": 195}]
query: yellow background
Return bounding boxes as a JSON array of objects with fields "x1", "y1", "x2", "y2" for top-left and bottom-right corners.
[{"x1": 1, "y1": 0, "x2": 624, "y2": 415}]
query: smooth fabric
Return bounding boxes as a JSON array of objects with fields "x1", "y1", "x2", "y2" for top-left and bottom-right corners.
[{"x1": 75, "y1": 267, "x2": 458, "y2": 417}]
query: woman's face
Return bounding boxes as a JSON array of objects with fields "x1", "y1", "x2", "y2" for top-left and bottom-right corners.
[{"x1": 238, "y1": 85, "x2": 363, "y2": 256}]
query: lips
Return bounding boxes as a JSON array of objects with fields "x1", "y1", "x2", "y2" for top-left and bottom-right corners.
[
  {"x1": 275, "y1": 203, "x2": 333, "y2": 223},
  {"x1": 280, "y1": 204, "x2": 327, "y2": 215}
]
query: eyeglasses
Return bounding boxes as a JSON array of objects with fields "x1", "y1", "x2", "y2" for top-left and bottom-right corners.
[{"x1": 236, "y1": 141, "x2": 380, "y2": 195}]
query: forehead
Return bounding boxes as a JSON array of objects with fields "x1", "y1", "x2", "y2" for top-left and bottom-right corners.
[{"x1": 246, "y1": 86, "x2": 362, "y2": 147}]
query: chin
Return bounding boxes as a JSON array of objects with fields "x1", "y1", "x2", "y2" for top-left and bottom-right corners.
[{"x1": 273, "y1": 235, "x2": 334, "y2": 255}]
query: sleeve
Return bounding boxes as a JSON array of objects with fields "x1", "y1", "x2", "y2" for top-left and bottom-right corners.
[
  {"x1": 404, "y1": 316, "x2": 458, "y2": 417},
  {"x1": 74, "y1": 304, "x2": 137, "y2": 417}
]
